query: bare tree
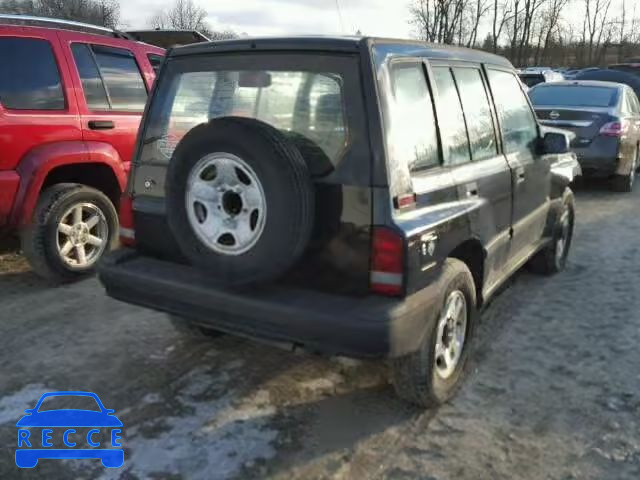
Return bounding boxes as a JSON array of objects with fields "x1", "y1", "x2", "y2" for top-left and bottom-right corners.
[
  {"x1": 409, "y1": 0, "x2": 466, "y2": 44},
  {"x1": 0, "y1": 0, "x2": 120, "y2": 27},
  {"x1": 149, "y1": 0, "x2": 235, "y2": 39},
  {"x1": 490, "y1": 0, "x2": 513, "y2": 53},
  {"x1": 583, "y1": 0, "x2": 613, "y2": 64},
  {"x1": 465, "y1": 0, "x2": 492, "y2": 47},
  {"x1": 537, "y1": 0, "x2": 570, "y2": 64}
]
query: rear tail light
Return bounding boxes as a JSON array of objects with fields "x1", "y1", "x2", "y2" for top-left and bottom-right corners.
[
  {"x1": 600, "y1": 120, "x2": 629, "y2": 137},
  {"x1": 370, "y1": 227, "x2": 404, "y2": 296},
  {"x1": 118, "y1": 193, "x2": 136, "y2": 247}
]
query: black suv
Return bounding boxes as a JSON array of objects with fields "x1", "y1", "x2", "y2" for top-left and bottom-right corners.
[{"x1": 100, "y1": 37, "x2": 580, "y2": 407}]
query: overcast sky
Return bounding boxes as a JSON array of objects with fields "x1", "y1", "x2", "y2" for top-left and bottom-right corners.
[{"x1": 120, "y1": 0, "x2": 414, "y2": 37}]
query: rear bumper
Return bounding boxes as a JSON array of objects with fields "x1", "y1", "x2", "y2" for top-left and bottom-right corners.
[
  {"x1": 573, "y1": 137, "x2": 621, "y2": 177},
  {"x1": 99, "y1": 249, "x2": 442, "y2": 358}
]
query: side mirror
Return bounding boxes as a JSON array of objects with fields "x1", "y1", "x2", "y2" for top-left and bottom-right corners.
[{"x1": 541, "y1": 131, "x2": 570, "y2": 155}]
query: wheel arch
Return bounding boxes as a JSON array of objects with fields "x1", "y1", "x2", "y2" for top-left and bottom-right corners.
[
  {"x1": 447, "y1": 238, "x2": 486, "y2": 307},
  {"x1": 11, "y1": 141, "x2": 126, "y2": 226}
]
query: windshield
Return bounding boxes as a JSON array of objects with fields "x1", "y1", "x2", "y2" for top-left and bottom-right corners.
[
  {"x1": 141, "y1": 55, "x2": 350, "y2": 168},
  {"x1": 530, "y1": 85, "x2": 618, "y2": 107}
]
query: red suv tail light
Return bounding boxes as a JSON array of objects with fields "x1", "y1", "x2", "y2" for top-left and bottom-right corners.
[
  {"x1": 118, "y1": 194, "x2": 136, "y2": 247},
  {"x1": 370, "y1": 227, "x2": 404, "y2": 296},
  {"x1": 600, "y1": 120, "x2": 629, "y2": 137}
]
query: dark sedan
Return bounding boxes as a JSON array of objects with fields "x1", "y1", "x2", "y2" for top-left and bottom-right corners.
[{"x1": 529, "y1": 80, "x2": 640, "y2": 191}]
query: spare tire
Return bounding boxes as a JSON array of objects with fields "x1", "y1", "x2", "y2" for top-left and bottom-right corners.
[{"x1": 165, "y1": 117, "x2": 315, "y2": 286}]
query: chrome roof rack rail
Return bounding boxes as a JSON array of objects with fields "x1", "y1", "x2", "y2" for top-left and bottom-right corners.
[{"x1": 0, "y1": 14, "x2": 133, "y2": 40}]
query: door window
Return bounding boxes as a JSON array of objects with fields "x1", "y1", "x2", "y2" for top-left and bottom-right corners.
[
  {"x1": 0, "y1": 37, "x2": 64, "y2": 110},
  {"x1": 71, "y1": 44, "x2": 110, "y2": 110},
  {"x1": 388, "y1": 63, "x2": 440, "y2": 171},
  {"x1": 432, "y1": 67, "x2": 471, "y2": 165},
  {"x1": 453, "y1": 67, "x2": 498, "y2": 161},
  {"x1": 72, "y1": 43, "x2": 147, "y2": 112},
  {"x1": 488, "y1": 69, "x2": 539, "y2": 154}
]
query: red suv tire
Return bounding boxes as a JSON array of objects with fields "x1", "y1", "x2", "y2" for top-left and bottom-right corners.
[{"x1": 21, "y1": 184, "x2": 119, "y2": 281}]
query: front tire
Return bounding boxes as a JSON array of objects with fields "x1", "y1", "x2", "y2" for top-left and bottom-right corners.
[
  {"x1": 529, "y1": 189, "x2": 575, "y2": 275},
  {"x1": 390, "y1": 259, "x2": 477, "y2": 408},
  {"x1": 21, "y1": 184, "x2": 118, "y2": 282}
]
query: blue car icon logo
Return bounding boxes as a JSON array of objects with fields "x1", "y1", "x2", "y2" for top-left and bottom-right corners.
[{"x1": 15, "y1": 391, "x2": 123, "y2": 468}]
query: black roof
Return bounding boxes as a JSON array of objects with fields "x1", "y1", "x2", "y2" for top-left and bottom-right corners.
[
  {"x1": 170, "y1": 36, "x2": 512, "y2": 68},
  {"x1": 575, "y1": 68, "x2": 640, "y2": 95}
]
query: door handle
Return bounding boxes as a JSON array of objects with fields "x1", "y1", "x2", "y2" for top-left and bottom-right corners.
[
  {"x1": 516, "y1": 168, "x2": 526, "y2": 184},
  {"x1": 88, "y1": 120, "x2": 115, "y2": 130}
]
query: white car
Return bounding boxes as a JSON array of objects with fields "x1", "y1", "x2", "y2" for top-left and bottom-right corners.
[{"x1": 518, "y1": 69, "x2": 564, "y2": 88}]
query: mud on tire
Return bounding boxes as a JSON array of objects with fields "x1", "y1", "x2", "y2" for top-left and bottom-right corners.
[{"x1": 390, "y1": 259, "x2": 477, "y2": 408}]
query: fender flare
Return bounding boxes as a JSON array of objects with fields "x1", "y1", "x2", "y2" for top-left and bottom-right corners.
[{"x1": 11, "y1": 141, "x2": 126, "y2": 226}]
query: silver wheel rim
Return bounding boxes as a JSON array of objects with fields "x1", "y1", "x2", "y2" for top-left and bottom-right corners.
[
  {"x1": 434, "y1": 290, "x2": 468, "y2": 380},
  {"x1": 56, "y1": 203, "x2": 108, "y2": 268},
  {"x1": 186, "y1": 152, "x2": 266, "y2": 255},
  {"x1": 556, "y1": 211, "x2": 570, "y2": 265}
]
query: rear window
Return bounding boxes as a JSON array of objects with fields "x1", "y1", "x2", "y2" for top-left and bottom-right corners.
[
  {"x1": 529, "y1": 85, "x2": 618, "y2": 107},
  {"x1": 142, "y1": 54, "x2": 353, "y2": 168},
  {"x1": 0, "y1": 37, "x2": 65, "y2": 110}
]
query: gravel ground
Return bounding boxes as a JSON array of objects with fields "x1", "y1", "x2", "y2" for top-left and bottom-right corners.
[{"x1": 0, "y1": 184, "x2": 639, "y2": 480}]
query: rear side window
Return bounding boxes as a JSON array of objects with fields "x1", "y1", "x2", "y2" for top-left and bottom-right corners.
[
  {"x1": 71, "y1": 44, "x2": 110, "y2": 110},
  {"x1": 453, "y1": 68, "x2": 497, "y2": 161},
  {"x1": 389, "y1": 63, "x2": 439, "y2": 171},
  {"x1": 72, "y1": 43, "x2": 147, "y2": 112},
  {"x1": 93, "y1": 46, "x2": 147, "y2": 111},
  {"x1": 488, "y1": 70, "x2": 539, "y2": 154},
  {"x1": 432, "y1": 67, "x2": 470, "y2": 165},
  {"x1": 0, "y1": 37, "x2": 64, "y2": 110}
]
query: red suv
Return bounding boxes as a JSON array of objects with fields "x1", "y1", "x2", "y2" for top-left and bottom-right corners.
[{"x1": 0, "y1": 16, "x2": 163, "y2": 281}]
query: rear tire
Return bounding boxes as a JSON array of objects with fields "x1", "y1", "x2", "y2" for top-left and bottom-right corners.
[
  {"x1": 610, "y1": 148, "x2": 637, "y2": 192},
  {"x1": 168, "y1": 314, "x2": 224, "y2": 338},
  {"x1": 529, "y1": 189, "x2": 575, "y2": 275},
  {"x1": 390, "y1": 259, "x2": 477, "y2": 408},
  {"x1": 21, "y1": 184, "x2": 118, "y2": 282}
]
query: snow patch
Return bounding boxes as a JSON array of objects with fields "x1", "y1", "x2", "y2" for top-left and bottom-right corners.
[{"x1": 98, "y1": 365, "x2": 278, "y2": 480}]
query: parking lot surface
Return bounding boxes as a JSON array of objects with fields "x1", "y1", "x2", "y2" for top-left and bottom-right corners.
[{"x1": 1, "y1": 185, "x2": 639, "y2": 480}]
